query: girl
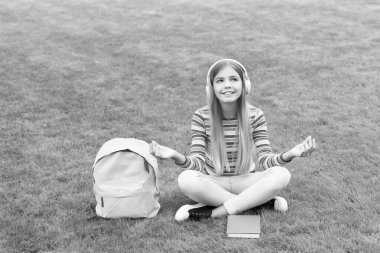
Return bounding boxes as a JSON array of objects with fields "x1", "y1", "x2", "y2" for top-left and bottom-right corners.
[{"x1": 150, "y1": 59, "x2": 316, "y2": 221}]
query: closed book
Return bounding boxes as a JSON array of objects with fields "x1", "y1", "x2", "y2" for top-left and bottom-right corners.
[{"x1": 227, "y1": 215, "x2": 260, "y2": 238}]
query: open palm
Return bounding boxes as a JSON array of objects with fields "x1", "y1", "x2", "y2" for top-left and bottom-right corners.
[
  {"x1": 291, "y1": 135, "x2": 316, "y2": 157},
  {"x1": 149, "y1": 141, "x2": 176, "y2": 159}
]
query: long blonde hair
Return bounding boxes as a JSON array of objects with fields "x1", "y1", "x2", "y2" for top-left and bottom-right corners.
[{"x1": 207, "y1": 60, "x2": 253, "y2": 175}]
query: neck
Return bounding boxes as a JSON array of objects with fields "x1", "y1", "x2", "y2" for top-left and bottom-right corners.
[{"x1": 220, "y1": 102, "x2": 237, "y2": 120}]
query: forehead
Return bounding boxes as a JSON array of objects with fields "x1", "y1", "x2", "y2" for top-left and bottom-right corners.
[{"x1": 215, "y1": 66, "x2": 240, "y2": 78}]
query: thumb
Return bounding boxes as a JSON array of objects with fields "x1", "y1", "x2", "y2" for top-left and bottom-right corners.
[
  {"x1": 149, "y1": 141, "x2": 154, "y2": 155},
  {"x1": 150, "y1": 141, "x2": 158, "y2": 155}
]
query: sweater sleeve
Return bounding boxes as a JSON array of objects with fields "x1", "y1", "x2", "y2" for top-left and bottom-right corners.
[
  {"x1": 252, "y1": 109, "x2": 290, "y2": 169},
  {"x1": 176, "y1": 110, "x2": 206, "y2": 171}
]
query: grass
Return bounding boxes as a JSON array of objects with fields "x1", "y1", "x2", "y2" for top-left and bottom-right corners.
[{"x1": 1, "y1": 0, "x2": 379, "y2": 252}]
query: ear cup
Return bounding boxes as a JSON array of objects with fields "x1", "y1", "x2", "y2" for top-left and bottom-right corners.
[
  {"x1": 244, "y1": 78, "x2": 251, "y2": 94},
  {"x1": 205, "y1": 83, "x2": 211, "y2": 96}
]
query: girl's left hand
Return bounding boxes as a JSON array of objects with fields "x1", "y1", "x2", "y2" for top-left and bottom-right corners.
[{"x1": 290, "y1": 135, "x2": 317, "y2": 158}]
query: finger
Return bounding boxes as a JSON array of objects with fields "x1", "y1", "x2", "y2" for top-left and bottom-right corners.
[
  {"x1": 152, "y1": 141, "x2": 157, "y2": 155},
  {"x1": 301, "y1": 141, "x2": 308, "y2": 156},
  {"x1": 308, "y1": 138, "x2": 317, "y2": 155},
  {"x1": 149, "y1": 142, "x2": 153, "y2": 155},
  {"x1": 306, "y1": 136, "x2": 312, "y2": 146},
  {"x1": 306, "y1": 140, "x2": 315, "y2": 156},
  {"x1": 155, "y1": 143, "x2": 160, "y2": 156},
  {"x1": 308, "y1": 139, "x2": 315, "y2": 154},
  {"x1": 305, "y1": 141, "x2": 313, "y2": 156},
  {"x1": 152, "y1": 141, "x2": 158, "y2": 156},
  {"x1": 308, "y1": 138, "x2": 315, "y2": 153}
]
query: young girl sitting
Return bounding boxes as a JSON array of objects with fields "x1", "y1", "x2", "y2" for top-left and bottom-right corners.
[{"x1": 150, "y1": 59, "x2": 316, "y2": 221}]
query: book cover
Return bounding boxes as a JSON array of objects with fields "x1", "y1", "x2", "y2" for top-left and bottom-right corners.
[{"x1": 227, "y1": 215, "x2": 261, "y2": 238}]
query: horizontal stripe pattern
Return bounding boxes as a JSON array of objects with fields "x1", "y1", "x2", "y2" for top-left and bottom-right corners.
[{"x1": 179, "y1": 105, "x2": 288, "y2": 175}]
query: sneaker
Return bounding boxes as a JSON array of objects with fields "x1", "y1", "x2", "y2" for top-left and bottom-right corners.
[
  {"x1": 175, "y1": 203, "x2": 214, "y2": 221},
  {"x1": 273, "y1": 196, "x2": 288, "y2": 212}
]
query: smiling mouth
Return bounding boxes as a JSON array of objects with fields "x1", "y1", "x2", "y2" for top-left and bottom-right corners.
[{"x1": 222, "y1": 91, "x2": 235, "y2": 95}]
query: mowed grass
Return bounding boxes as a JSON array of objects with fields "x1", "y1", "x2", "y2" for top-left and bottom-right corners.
[{"x1": 1, "y1": 0, "x2": 379, "y2": 252}]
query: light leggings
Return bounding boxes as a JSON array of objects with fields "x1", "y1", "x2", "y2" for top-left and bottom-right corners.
[{"x1": 177, "y1": 166, "x2": 291, "y2": 215}]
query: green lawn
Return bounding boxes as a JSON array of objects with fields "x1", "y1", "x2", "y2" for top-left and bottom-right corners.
[{"x1": 1, "y1": 0, "x2": 379, "y2": 252}]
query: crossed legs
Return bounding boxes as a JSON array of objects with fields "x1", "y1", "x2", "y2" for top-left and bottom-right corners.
[{"x1": 177, "y1": 166, "x2": 291, "y2": 217}]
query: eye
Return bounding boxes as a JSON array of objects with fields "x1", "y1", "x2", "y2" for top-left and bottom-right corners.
[{"x1": 215, "y1": 79, "x2": 223, "y2": 84}]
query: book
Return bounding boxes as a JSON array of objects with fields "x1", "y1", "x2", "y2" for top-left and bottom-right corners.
[{"x1": 227, "y1": 215, "x2": 261, "y2": 238}]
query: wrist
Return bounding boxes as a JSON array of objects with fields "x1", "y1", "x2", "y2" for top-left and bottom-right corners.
[
  {"x1": 281, "y1": 150, "x2": 294, "y2": 162},
  {"x1": 172, "y1": 151, "x2": 186, "y2": 165},
  {"x1": 171, "y1": 150, "x2": 179, "y2": 160}
]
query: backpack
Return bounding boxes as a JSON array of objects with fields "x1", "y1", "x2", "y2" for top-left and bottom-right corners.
[{"x1": 92, "y1": 138, "x2": 160, "y2": 218}]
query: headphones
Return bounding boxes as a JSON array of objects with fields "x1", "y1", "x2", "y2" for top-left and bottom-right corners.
[{"x1": 206, "y1": 59, "x2": 251, "y2": 95}]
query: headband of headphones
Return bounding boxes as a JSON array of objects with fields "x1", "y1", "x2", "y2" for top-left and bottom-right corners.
[{"x1": 206, "y1": 59, "x2": 251, "y2": 94}]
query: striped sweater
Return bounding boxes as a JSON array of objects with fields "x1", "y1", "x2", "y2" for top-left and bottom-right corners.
[{"x1": 177, "y1": 105, "x2": 289, "y2": 175}]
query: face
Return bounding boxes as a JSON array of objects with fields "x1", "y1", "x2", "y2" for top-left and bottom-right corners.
[{"x1": 212, "y1": 66, "x2": 243, "y2": 105}]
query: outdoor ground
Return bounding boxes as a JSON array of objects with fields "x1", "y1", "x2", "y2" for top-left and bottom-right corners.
[{"x1": 1, "y1": 0, "x2": 379, "y2": 252}]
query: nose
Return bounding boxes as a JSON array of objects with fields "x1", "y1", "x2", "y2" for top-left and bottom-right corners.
[{"x1": 224, "y1": 80, "x2": 231, "y2": 89}]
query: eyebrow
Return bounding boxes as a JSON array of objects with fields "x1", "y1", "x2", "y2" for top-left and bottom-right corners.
[{"x1": 215, "y1": 75, "x2": 239, "y2": 79}]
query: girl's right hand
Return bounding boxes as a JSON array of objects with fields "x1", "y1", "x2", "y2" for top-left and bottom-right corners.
[{"x1": 149, "y1": 141, "x2": 177, "y2": 159}]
